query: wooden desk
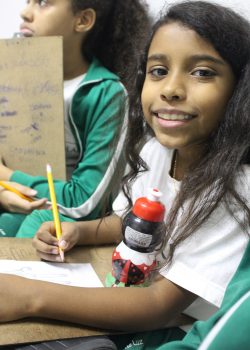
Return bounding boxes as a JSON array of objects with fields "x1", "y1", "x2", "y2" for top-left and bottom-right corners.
[{"x1": 0, "y1": 238, "x2": 114, "y2": 346}]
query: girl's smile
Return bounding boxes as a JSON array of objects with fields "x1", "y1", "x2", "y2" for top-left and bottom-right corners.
[
  {"x1": 153, "y1": 108, "x2": 196, "y2": 128},
  {"x1": 141, "y1": 22, "x2": 236, "y2": 160}
]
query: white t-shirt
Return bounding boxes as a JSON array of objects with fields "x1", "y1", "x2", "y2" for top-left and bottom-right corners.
[
  {"x1": 64, "y1": 74, "x2": 85, "y2": 179},
  {"x1": 113, "y1": 137, "x2": 250, "y2": 322}
]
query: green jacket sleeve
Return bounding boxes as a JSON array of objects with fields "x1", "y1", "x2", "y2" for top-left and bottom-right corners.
[{"x1": 11, "y1": 79, "x2": 127, "y2": 220}]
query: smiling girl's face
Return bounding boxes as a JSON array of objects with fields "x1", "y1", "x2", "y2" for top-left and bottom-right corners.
[{"x1": 141, "y1": 22, "x2": 235, "y2": 159}]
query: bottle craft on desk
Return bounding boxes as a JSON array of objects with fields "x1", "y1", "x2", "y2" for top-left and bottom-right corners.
[{"x1": 106, "y1": 188, "x2": 166, "y2": 287}]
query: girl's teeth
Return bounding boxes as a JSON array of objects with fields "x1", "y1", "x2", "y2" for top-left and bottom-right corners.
[{"x1": 158, "y1": 113, "x2": 192, "y2": 120}]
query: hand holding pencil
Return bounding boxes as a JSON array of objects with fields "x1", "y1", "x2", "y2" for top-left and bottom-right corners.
[
  {"x1": 0, "y1": 181, "x2": 47, "y2": 214},
  {"x1": 32, "y1": 220, "x2": 80, "y2": 262},
  {"x1": 46, "y1": 164, "x2": 64, "y2": 261},
  {"x1": 0, "y1": 181, "x2": 36, "y2": 202}
]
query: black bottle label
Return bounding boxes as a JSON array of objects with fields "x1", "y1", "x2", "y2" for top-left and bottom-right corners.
[
  {"x1": 124, "y1": 226, "x2": 152, "y2": 248},
  {"x1": 122, "y1": 212, "x2": 165, "y2": 253}
]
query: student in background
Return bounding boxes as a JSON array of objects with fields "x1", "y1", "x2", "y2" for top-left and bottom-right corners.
[
  {"x1": 0, "y1": 1, "x2": 250, "y2": 349},
  {"x1": 0, "y1": 0, "x2": 151, "y2": 237}
]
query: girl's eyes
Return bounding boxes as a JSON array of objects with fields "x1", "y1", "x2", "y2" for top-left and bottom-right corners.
[
  {"x1": 192, "y1": 69, "x2": 216, "y2": 78},
  {"x1": 25, "y1": 0, "x2": 49, "y2": 8},
  {"x1": 38, "y1": 0, "x2": 48, "y2": 7},
  {"x1": 148, "y1": 67, "x2": 167, "y2": 79},
  {"x1": 147, "y1": 67, "x2": 217, "y2": 80}
]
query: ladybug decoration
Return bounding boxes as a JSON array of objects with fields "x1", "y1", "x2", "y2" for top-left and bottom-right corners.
[{"x1": 111, "y1": 242, "x2": 157, "y2": 286}]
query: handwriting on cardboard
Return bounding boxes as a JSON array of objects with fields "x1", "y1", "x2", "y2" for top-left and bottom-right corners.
[{"x1": 0, "y1": 36, "x2": 66, "y2": 179}]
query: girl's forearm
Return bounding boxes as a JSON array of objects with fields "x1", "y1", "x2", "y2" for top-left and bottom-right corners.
[
  {"x1": 75, "y1": 214, "x2": 123, "y2": 246},
  {"x1": 28, "y1": 282, "x2": 163, "y2": 331},
  {"x1": 26, "y1": 275, "x2": 196, "y2": 332}
]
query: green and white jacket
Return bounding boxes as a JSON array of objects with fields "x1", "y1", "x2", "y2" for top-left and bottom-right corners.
[{"x1": 11, "y1": 58, "x2": 127, "y2": 220}]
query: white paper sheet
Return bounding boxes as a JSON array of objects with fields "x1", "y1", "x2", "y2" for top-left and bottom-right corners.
[{"x1": 0, "y1": 260, "x2": 103, "y2": 287}]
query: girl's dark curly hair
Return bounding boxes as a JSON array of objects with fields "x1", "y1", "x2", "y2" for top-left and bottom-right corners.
[
  {"x1": 71, "y1": 0, "x2": 151, "y2": 92},
  {"x1": 123, "y1": 1, "x2": 250, "y2": 264}
]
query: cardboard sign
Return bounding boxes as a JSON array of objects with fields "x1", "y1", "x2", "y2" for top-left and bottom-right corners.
[{"x1": 0, "y1": 36, "x2": 66, "y2": 179}]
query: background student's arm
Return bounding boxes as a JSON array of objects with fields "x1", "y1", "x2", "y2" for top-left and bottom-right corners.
[
  {"x1": 4, "y1": 82, "x2": 126, "y2": 217},
  {"x1": 32, "y1": 214, "x2": 123, "y2": 262},
  {"x1": 0, "y1": 272, "x2": 197, "y2": 331},
  {"x1": 0, "y1": 159, "x2": 13, "y2": 180}
]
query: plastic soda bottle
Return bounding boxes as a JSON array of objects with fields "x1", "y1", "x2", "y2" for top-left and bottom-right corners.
[{"x1": 106, "y1": 188, "x2": 166, "y2": 287}]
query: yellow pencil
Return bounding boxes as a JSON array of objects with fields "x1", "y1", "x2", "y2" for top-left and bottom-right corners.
[
  {"x1": 0, "y1": 181, "x2": 34, "y2": 202},
  {"x1": 46, "y1": 164, "x2": 64, "y2": 261}
]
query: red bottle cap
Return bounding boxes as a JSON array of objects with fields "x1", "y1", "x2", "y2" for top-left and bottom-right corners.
[{"x1": 132, "y1": 188, "x2": 165, "y2": 222}]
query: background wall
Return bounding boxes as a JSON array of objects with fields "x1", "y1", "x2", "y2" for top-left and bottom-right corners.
[
  {"x1": 0, "y1": 0, "x2": 250, "y2": 39},
  {"x1": 148, "y1": 0, "x2": 250, "y2": 18}
]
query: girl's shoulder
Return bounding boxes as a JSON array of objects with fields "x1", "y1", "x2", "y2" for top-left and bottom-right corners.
[
  {"x1": 85, "y1": 58, "x2": 122, "y2": 84},
  {"x1": 238, "y1": 165, "x2": 250, "y2": 180},
  {"x1": 73, "y1": 59, "x2": 127, "y2": 109},
  {"x1": 242, "y1": 164, "x2": 250, "y2": 176},
  {"x1": 236, "y1": 165, "x2": 250, "y2": 200},
  {"x1": 140, "y1": 137, "x2": 174, "y2": 165}
]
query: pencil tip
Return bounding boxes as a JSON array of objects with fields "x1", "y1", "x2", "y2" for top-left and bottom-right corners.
[{"x1": 60, "y1": 249, "x2": 64, "y2": 262}]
